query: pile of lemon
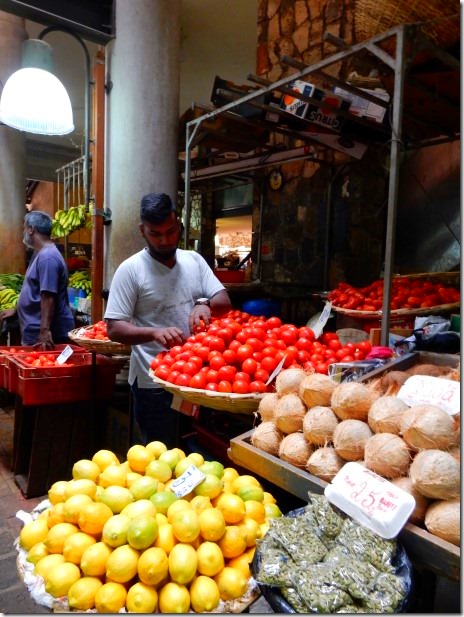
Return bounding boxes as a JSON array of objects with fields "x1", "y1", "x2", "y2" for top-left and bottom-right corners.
[{"x1": 18, "y1": 443, "x2": 282, "y2": 613}]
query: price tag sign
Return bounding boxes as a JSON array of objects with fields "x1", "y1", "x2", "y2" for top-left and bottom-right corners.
[
  {"x1": 398, "y1": 375, "x2": 460, "y2": 416},
  {"x1": 324, "y1": 462, "x2": 415, "y2": 539},
  {"x1": 266, "y1": 354, "x2": 287, "y2": 385},
  {"x1": 170, "y1": 464, "x2": 205, "y2": 498},
  {"x1": 311, "y1": 301, "x2": 332, "y2": 340},
  {"x1": 55, "y1": 345, "x2": 74, "y2": 365}
]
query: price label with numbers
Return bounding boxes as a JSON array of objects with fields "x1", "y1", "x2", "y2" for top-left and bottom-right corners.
[
  {"x1": 397, "y1": 375, "x2": 460, "y2": 416},
  {"x1": 324, "y1": 462, "x2": 415, "y2": 539},
  {"x1": 55, "y1": 345, "x2": 74, "y2": 365},
  {"x1": 170, "y1": 464, "x2": 205, "y2": 498}
]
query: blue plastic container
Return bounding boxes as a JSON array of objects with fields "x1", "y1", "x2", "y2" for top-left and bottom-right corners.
[
  {"x1": 68, "y1": 287, "x2": 86, "y2": 309},
  {"x1": 242, "y1": 299, "x2": 280, "y2": 318}
]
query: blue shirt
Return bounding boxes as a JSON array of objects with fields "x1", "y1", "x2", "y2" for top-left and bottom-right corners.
[{"x1": 17, "y1": 244, "x2": 74, "y2": 344}]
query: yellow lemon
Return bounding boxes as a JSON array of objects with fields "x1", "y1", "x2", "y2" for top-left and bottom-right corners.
[
  {"x1": 127, "y1": 515, "x2": 159, "y2": 550},
  {"x1": 44, "y1": 522, "x2": 78, "y2": 554},
  {"x1": 190, "y1": 575, "x2": 221, "y2": 612},
  {"x1": 217, "y1": 525, "x2": 247, "y2": 558},
  {"x1": 120, "y1": 460, "x2": 131, "y2": 472},
  {"x1": 126, "y1": 581, "x2": 158, "y2": 613},
  {"x1": 47, "y1": 503, "x2": 66, "y2": 528},
  {"x1": 150, "y1": 491, "x2": 178, "y2": 515},
  {"x1": 62, "y1": 494, "x2": 94, "y2": 524},
  {"x1": 199, "y1": 460, "x2": 225, "y2": 479},
  {"x1": 129, "y1": 476, "x2": 159, "y2": 500},
  {"x1": 19, "y1": 518, "x2": 49, "y2": 551},
  {"x1": 80, "y1": 541, "x2": 113, "y2": 577},
  {"x1": 244, "y1": 500, "x2": 266, "y2": 524},
  {"x1": 260, "y1": 521, "x2": 270, "y2": 536},
  {"x1": 168, "y1": 543, "x2": 197, "y2": 584},
  {"x1": 158, "y1": 449, "x2": 181, "y2": 471},
  {"x1": 120, "y1": 499, "x2": 156, "y2": 520},
  {"x1": 166, "y1": 499, "x2": 192, "y2": 523},
  {"x1": 45, "y1": 562, "x2": 81, "y2": 597},
  {"x1": 77, "y1": 501, "x2": 114, "y2": 535},
  {"x1": 186, "y1": 452, "x2": 204, "y2": 467},
  {"x1": 34, "y1": 553, "x2": 65, "y2": 579},
  {"x1": 156, "y1": 512, "x2": 169, "y2": 527},
  {"x1": 237, "y1": 486, "x2": 264, "y2": 502},
  {"x1": 64, "y1": 479, "x2": 97, "y2": 500},
  {"x1": 97, "y1": 485, "x2": 134, "y2": 514},
  {"x1": 48, "y1": 480, "x2": 68, "y2": 505},
  {"x1": 154, "y1": 523, "x2": 177, "y2": 555},
  {"x1": 157, "y1": 482, "x2": 166, "y2": 492},
  {"x1": 26, "y1": 542, "x2": 49, "y2": 564},
  {"x1": 231, "y1": 475, "x2": 262, "y2": 493},
  {"x1": 190, "y1": 495, "x2": 212, "y2": 514},
  {"x1": 227, "y1": 552, "x2": 253, "y2": 579},
  {"x1": 145, "y1": 440, "x2": 167, "y2": 459},
  {"x1": 63, "y1": 531, "x2": 96, "y2": 564},
  {"x1": 101, "y1": 514, "x2": 130, "y2": 548},
  {"x1": 245, "y1": 546, "x2": 256, "y2": 561},
  {"x1": 194, "y1": 473, "x2": 222, "y2": 499},
  {"x1": 98, "y1": 464, "x2": 127, "y2": 488},
  {"x1": 145, "y1": 459, "x2": 172, "y2": 483},
  {"x1": 174, "y1": 457, "x2": 194, "y2": 478},
  {"x1": 214, "y1": 566, "x2": 248, "y2": 600},
  {"x1": 262, "y1": 491, "x2": 277, "y2": 505},
  {"x1": 171, "y1": 447, "x2": 186, "y2": 460},
  {"x1": 264, "y1": 503, "x2": 283, "y2": 518},
  {"x1": 171, "y1": 509, "x2": 200, "y2": 543},
  {"x1": 92, "y1": 449, "x2": 120, "y2": 472},
  {"x1": 198, "y1": 507, "x2": 226, "y2": 542},
  {"x1": 106, "y1": 544, "x2": 140, "y2": 583},
  {"x1": 37, "y1": 508, "x2": 51, "y2": 521},
  {"x1": 158, "y1": 582, "x2": 190, "y2": 613},
  {"x1": 238, "y1": 517, "x2": 261, "y2": 547},
  {"x1": 137, "y1": 546, "x2": 169, "y2": 586},
  {"x1": 216, "y1": 493, "x2": 246, "y2": 524},
  {"x1": 72, "y1": 459, "x2": 101, "y2": 482},
  {"x1": 127, "y1": 444, "x2": 155, "y2": 473},
  {"x1": 95, "y1": 485, "x2": 105, "y2": 499},
  {"x1": 126, "y1": 471, "x2": 143, "y2": 487},
  {"x1": 196, "y1": 541, "x2": 225, "y2": 577},
  {"x1": 223, "y1": 467, "x2": 240, "y2": 483},
  {"x1": 68, "y1": 576, "x2": 103, "y2": 610},
  {"x1": 95, "y1": 581, "x2": 127, "y2": 613}
]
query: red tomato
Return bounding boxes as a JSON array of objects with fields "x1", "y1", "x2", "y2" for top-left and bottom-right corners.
[
  {"x1": 297, "y1": 350, "x2": 311, "y2": 365},
  {"x1": 179, "y1": 351, "x2": 192, "y2": 362},
  {"x1": 266, "y1": 316, "x2": 282, "y2": 329},
  {"x1": 199, "y1": 366, "x2": 209, "y2": 374},
  {"x1": 171, "y1": 360, "x2": 186, "y2": 373},
  {"x1": 232, "y1": 380, "x2": 249, "y2": 394},
  {"x1": 216, "y1": 327, "x2": 234, "y2": 345},
  {"x1": 315, "y1": 362, "x2": 328, "y2": 374},
  {"x1": 218, "y1": 365, "x2": 237, "y2": 381},
  {"x1": 234, "y1": 371, "x2": 251, "y2": 383},
  {"x1": 328, "y1": 339, "x2": 342, "y2": 351},
  {"x1": 353, "y1": 351, "x2": 365, "y2": 361},
  {"x1": 242, "y1": 358, "x2": 258, "y2": 375},
  {"x1": 154, "y1": 365, "x2": 171, "y2": 380},
  {"x1": 223, "y1": 349, "x2": 237, "y2": 365},
  {"x1": 249, "y1": 380, "x2": 267, "y2": 393},
  {"x1": 166, "y1": 370, "x2": 181, "y2": 384},
  {"x1": 163, "y1": 356, "x2": 175, "y2": 367},
  {"x1": 254, "y1": 368, "x2": 270, "y2": 383},
  {"x1": 229, "y1": 340, "x2": 241, "y2": 352},
  {"x1": 205, "y1": 382, "x2": 219, "y2": 391},
  {"x1": 209, "y1": 337, "x2": 226, "y2": 353},
  {"x1": 250, "y1": 327, "x2": 266, "y2": 341},
  {"x1": 295, "y1": 337, "x2": 313, "y2": 352},
  {"x1": 298, "y1": 326, "x2": 315, "y2": 341},
  {"x1": 357, "y1": 341, "x2": 372, "y2": 354},
  {"x1": 150, "y1": 358, "x2": 162, "y2": 370},
  {"x1": 340, "y1": 354, "x2": 355, "y2": 362},
  {"x1": 343, "y1": 343, "x2": 356, "y2": 353},
  {"x1": 205, "y1": 369, "x2": 219, "y2": 383},
  {"x1": 207, "y1": 350, "x2": 221, "y2": 362},
  {"x1": 262, "y1": 346, "x2": 277, "y2": 358},
  {"x1": 252, "y1": 352, "x2": 263, "y2": 363},
  {"x1": 189, "y1": 373, "x2": 207, "y2": 389},
  {"x1": 246, "y1": 338, "x2": 263, "y2": 352},
  {"x1": 310, "y1": 353, "x2": 323, "y2": 364},
  {"x1": 196, "y1": 346, "x2": 210, "y2": 361},
  {"x1": 280, "y1": 329, "x2": 297, "y2": 345},
  {"x1": 236, "y1": 344, "x2": 254, "y2": 363},
  {"x1": 182, "y1": 361, "x2": 198, "y2": 376},
  {"x1": 209, "y1": 355, "x2": 226, "y2": 371},
  {"x1": 176, "y1": 373, "x2": 192, "y2": 386},
  {"x1": 217, "y1": 380, "x2": 232, "y2": 393},
  {"x1": 194, "y1": 332, "x2": 207, "y2": 342},
  {"x1": 275, "y1": 340, "x2": 287, "y2": 350},
  {"x1": 260, "y1": 356, "x2": 278, "y2": 373}
]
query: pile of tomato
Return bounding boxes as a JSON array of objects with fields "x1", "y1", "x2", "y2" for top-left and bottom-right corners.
[
  {"x1": 329, "y1": 277, "x2": 460, "y2": 311},
  {"x1": 80, "y1": 320, "x2": 109, "y2": 340},
  {"x1": 149, "y1": 310, "x2": 373, "y2": 393},
  {"x1": 18, "y1": 351, "x2": 70, "y2": 367}
]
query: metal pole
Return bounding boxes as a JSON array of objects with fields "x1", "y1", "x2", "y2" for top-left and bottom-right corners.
[{"x1": 380, "y1": 26, "x2": 407, "y2": 345}]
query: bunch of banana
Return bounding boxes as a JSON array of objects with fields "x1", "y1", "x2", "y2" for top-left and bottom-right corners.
[
  {"x1": 69, "y1": 270, "x2": 92, "y2": 295},
  {"x1": 0, "y1": 273, "x2": 24, "y2": 293},
  {"x1": 51, "y1": 204, "x2": 87, "y2": 239},
  {"x1": 0, "y1": 288, "x2": 19, "y2": 310}
]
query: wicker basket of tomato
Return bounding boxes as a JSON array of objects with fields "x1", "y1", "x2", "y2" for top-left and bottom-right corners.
[
  {"x1": 69, "y1": 322, "x2": 132, "y2": 356},
  {"x1": 329, "y1": 272, "x2": 460, "y2": 318}
]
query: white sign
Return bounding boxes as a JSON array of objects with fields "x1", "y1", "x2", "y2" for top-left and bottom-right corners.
[
  {"x1": 324, "y1": 462, "x2": 415, "y2": 539},
  {"x1": 55, "y1": 345, "x2": 74, "y2": 365},
  {"x1": 397, "y1": 375, "x2": 460, "y2": 416},
  {"x1": 312, "y1": 301, "x2": 333, "y2": 340},
  {"x1": 170, "y1": 464, "x2": 205, "y2": 498}
]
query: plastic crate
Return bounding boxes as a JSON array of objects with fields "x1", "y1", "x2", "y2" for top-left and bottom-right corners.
[{"x1": 0, "y1": 346, "x2": 36, "y2": 389}]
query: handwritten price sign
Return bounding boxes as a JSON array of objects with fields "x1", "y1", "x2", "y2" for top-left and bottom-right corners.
[
  {"x1": 325, "y1": 462, "x2": 415, "y2": 539},
  {"x1": 170, "y1": 464, "x2": 205, "y2": 498},
  {"x1": 398, "y1": 375, "x2": 460, "y2": 416}
]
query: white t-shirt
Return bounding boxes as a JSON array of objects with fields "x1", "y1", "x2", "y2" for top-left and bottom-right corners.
[{"x1": 104, "y1": 248, "x2": 225, "y2": 388}]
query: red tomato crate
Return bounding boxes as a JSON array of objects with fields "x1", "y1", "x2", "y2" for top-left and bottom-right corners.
[{"x1": 0, "y1": 346, "x2": 34, "y2": 389}]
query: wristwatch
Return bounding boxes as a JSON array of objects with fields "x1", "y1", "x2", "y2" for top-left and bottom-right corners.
[{"x1": 194, "y1": 298, "x2": 211, "y2": 307}]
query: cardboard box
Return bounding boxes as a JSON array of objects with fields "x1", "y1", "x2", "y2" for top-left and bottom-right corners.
[{"x1": 369, "y1": 328, "x2": 413, "y2": 346}]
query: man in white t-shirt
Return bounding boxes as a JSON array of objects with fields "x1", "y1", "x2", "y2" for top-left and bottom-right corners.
[{"x1": 105, "y1": 192, "x2": 232, "y2": 447}]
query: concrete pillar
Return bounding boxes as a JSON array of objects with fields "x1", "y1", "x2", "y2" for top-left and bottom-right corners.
[
  {"x1": 0, "y1": 12, "x2": 27, "y2": 273},
  {"x1": 105, "y1": 0, "x2": 181, "y2": 282}
]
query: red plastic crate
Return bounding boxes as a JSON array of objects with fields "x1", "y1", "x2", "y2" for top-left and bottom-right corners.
[{"x1": 0, "y1": 346, "x2": 36, "y2": 389}]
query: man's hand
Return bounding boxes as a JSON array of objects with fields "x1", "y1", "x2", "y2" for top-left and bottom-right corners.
[
  {"x1": 35, "y1": 327, "x2": 55, "y2": 350},
  {"x1": 189, "y1": 305, "x2": 212, "y2": 333},
  {"x1": 0, "y1": 309, "x2": 16, "y2": 321},
  {"x1": 152, "y1": 327, "x2": 185, "y2": 348}
]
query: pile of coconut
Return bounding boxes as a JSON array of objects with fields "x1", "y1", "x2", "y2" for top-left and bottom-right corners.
[{"x1": 250, "y1": 365, "x2": 461, "y2": 547}]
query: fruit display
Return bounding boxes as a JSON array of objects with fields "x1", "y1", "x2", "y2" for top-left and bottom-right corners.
[
  {"x1": 250, "y1": 362, "x2": 460, "y2": 546},
  {"x1": 0, "y1": 273, "x2": 24, "y2": 309},
  {"x1": 329, "y1": 276, "x2": 460, "y2": 312},
  {"x1": 68, "y1": 271, "x2": 91, "y2": 297},
  {"x1": 51, "y1": 205, "x2": 92, "y2": 240},
  {"x1": 16, "y1": 444, "x2": 282, "y2": 613},
  {"x1": 73, "y1": 321, "x2": 110, "y2": 341},
  {"x1": 150, "y1": 311, "x2": 373, "y2": 389}
]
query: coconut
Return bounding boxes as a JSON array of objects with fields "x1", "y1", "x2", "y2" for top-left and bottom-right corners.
[
  {"x1": 424, "y1": 499, "x2": 460, "y2": 546},
  {"x1": 306, "y1": 446, "x2": 345, "y2": 482},
  {"x1": 368, "y1": 396, "x2": 409, "y2": 434},
  {"x1": 302, "y1": 406, "x2": 339, "y2": 446},
  {"x1": 278, "y1": 433, "x2": 314, "y2": 468},
  {"x1": 274, "y1": 393, "x2": 307, "y2": 434},
  {"x1": 391, "y1": 477, "x2": 430, "y2": 525},
  {"x1": 402, "y1": 405, "x2": 458, "y2": 451},
  {"x1": 275, "y1": 367, "x2": 307, "y2": 397},
  {"x1": 333, "y1": 420, "x2": 373, "y2": 461},
  {"x1": 250, "y1": 421, "x2": 283, "y2": 456},
  {"x1": 299, "y1": 373, "x2": 337, "y2": 409},
  {"x1": 408, "y1": 363, "x2": 448, "y2": 377},
  {"x1": 258, "y1": 393, "x2": 280, "y2": 422},
  {"x1": 409, "y1": 449, "x2": 460, "y2": 500},
  {"x1": 331, "y1": 382, "x2": 379, "y2": 421},
  {"x1": 364, "y1": 433, "x2": 411, "y2": 479},
  {"x1": 380, "y1": 370, "x2": 409, "y2": 395},
  {"x1": 448, "y1": 445, "x2": 460, "y2": 463}
]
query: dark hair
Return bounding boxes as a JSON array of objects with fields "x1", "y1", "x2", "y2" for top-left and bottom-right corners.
[
  {"x1": 24, "y1": 211, "x2": 52, "y2": 236},
  {"x1": 140, "y1": 193, "x2": 177, "y2": 224}
]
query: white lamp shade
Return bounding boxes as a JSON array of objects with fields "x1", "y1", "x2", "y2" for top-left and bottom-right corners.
[{"x1": 0, "y1": 67, "x2": 74, "y2": 135}]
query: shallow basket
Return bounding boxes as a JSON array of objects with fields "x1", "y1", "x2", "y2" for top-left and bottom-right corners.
[
  {"x1": 150, "y1": 371, "x2": 264, "y2": 414},
  {"x1": 68, "y1": 327, "x2": 131, "y2": 356}
]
